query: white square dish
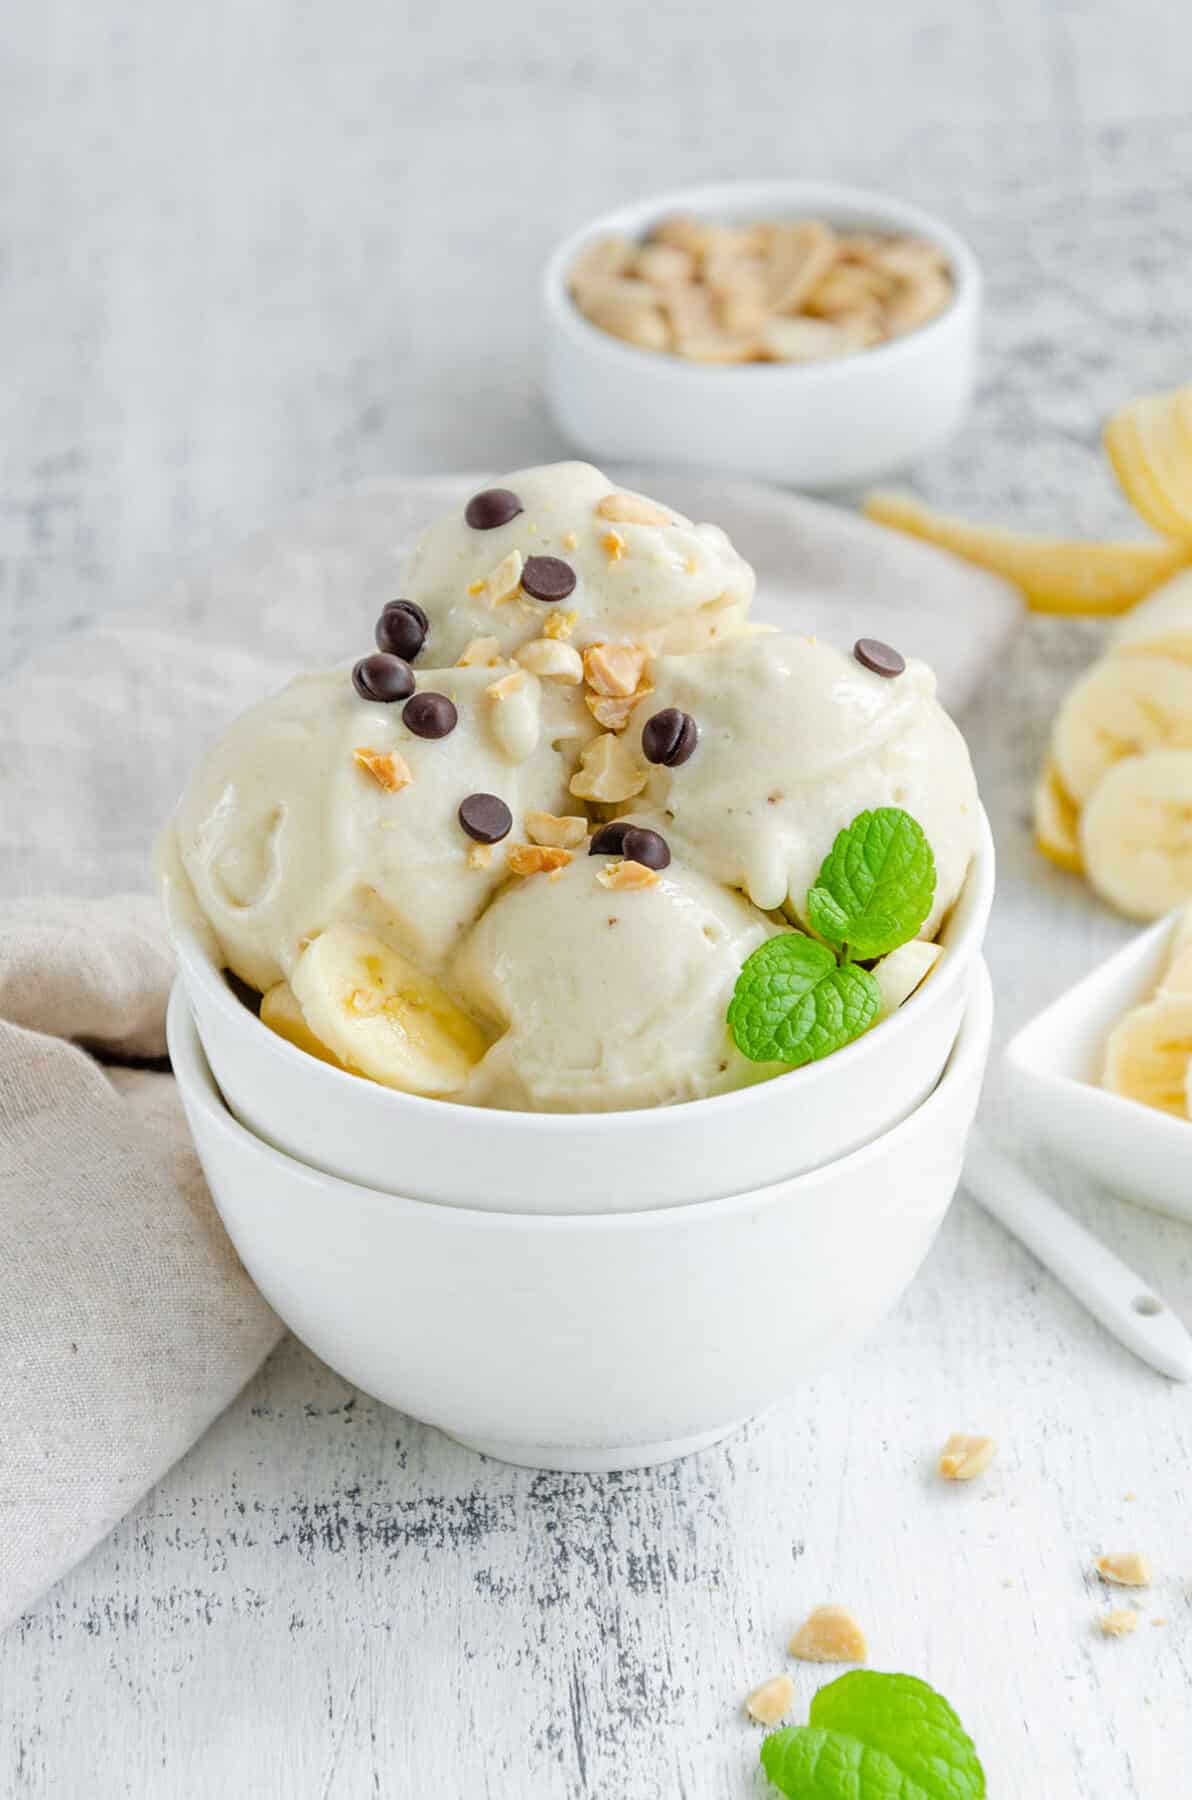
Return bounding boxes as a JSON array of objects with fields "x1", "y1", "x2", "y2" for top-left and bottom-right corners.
[{"x1": 1005, "y1": 910, "x2": 1192, "y2": 1223}]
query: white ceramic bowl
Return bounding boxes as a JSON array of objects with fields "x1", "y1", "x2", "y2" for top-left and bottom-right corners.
[
  {"x1": 169, "y1": 958, "x2": 992, "y2": 1471},
  {"x1": 1005, "y1": 911, "x2": 1192, "y2": 1224},
  {"x1": 167, "y1": 810, "x2": 994, "y2": 1214},
  {"x1": 543, "y1": 180, "x2": 982, "y2": 489}
]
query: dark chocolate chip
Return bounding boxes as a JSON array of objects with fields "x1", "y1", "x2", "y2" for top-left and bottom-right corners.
[
  {"x1": 621, "y1": 826, "x2": 671, "y2": 870},
  {"x1": 641, "y1": 707, "x2": 698, "y2": 767},
  {"x1": 352, "y1": 652, "x2": 416, "y2": 703},
  {"x1": 520, "y1": 555, "x2": 576, "y2": 603},
  {"x1": 854, "y1": 637, "x2": 906, "y2": 678},
  {"x1": 458, "y1": 792, "x2": 512, "y2": 844},
  {"x1": 464, "y1": 488, "x2": 523, "y2": 531},
  {"x1": 403, "y1": 691, "x2": 458, "y2": 739},
  {"x1": 376, "y1": 600, "x2": 429, "y2": 661},
  {"x1": 589, "y1": 821, "x2": 631, "y2": 856}
]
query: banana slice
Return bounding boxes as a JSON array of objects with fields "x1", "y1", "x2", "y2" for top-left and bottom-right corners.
[
  {"x1": 1080, "y1": 748, "x2": 1192, "y2": 919},
  {"x1": 863, "y1": 489, "x2": 1189, "y2": 615},
  {"x1": 1033, "y1": 757, "x2": 1082, "y2": 872},
  {"x1": 1157, "y1": 903, "x2": 1192, "y2": 994},
  {"x1": 873, "y1": 940, "x2": 943, "y2": 1017},
  {"x1": 290, "y1": 924, "x2": 488, "y2": 1095},
  {"x1": 1052, "y1": 653, "x2": 1192, "y2": 804},
  {"x1": 1105, "y1": 384, "x2": 1192, "y2": 541},
  {"x1": 1102, "y1": 992, "x2": 1192, "y2": 1116},
  {"x1": 260, "y1": 980, "x2": 347, "y2": 1068},
  {"x1": 1110, "y1": 569, "x2": 1192, "y2": 664}
]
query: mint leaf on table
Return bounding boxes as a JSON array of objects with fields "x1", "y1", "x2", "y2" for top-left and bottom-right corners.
[
  {"x1": 727, "y1": 934, "x2": 881, "y2": 1067},
  {"x1": 761, "y1": 1670, "x2": 985, "y2": 1800},
  {"x1": 807, "y1": 809, "x2": 937, "y2": 961}
]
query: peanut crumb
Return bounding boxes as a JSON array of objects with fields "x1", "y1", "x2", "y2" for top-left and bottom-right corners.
[
  {"x1": 1153, "y1": 1618, "x2": 1168, "y2": 1627},
  {"x1": 525, "y1": 811, "x2": 588, "y2": 850},
  {"x1": 543, "y1": 609, "x2": 579, "y2": 641},
  {"x1": 596, "y1": 492, "x2": 673, "y2": 527},
  {"x1": 584, "y1": 641, "x2": 647, "y2": 698},
  {"x1": 1098, "y1": 1608, "x2": 1139, "y2": 1638},
  {"x1": 467, "y1": 843, "x2": 493, "y2": 870},
  {"x1": 744, "y1": 1674, "x2": 794, "y2": 1728},
  {"x1": 457, "y1": 635, "x2": 502, "y2": 667},
  {"x1": 506, "y1": 843, "x2": 573, "y2": 877},
  {"x1": 479, "y1": 549, "x2": 525, "y2": 607},
  {"x1": 601, "y1": 530, "x2": 626, "y2": 563},
  {"x1": 937, "y1": 1433, "x2": 996, "y2": 1482},
  {"x1": 597, "y1": 858, "x2": 660, "y2": 892},
  {"x1": 561, "y1": 531, "x2": 579, "y2": 550},
  {"x1": 789, "y1": 1604, "x2": 868, "y2": 1665},
  {"x1": 352, "y1": 747, "x2": 412, "y2": 793},
  {"x1": 1096, "y1": 1552, "x2": 1151, "y2": 1588}
]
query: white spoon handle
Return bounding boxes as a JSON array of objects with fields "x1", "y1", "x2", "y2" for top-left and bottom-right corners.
[{"x1": 965, "y1": 1129, "x2": 1192, "y2": 1382}]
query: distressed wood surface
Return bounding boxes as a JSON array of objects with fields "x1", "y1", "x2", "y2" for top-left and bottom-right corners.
[{"x1": 3, "y1": 2, "x2": 1192, "y2": 1795}]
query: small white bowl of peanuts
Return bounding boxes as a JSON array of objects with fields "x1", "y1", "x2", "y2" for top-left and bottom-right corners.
[{"x1": 543, "y1": 180, "x2": 981, "y2": 490}]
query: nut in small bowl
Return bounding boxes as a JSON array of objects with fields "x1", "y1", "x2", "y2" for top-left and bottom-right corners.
[{"x1": 544, "y1": 180, "x2": 981, "y2": 489}]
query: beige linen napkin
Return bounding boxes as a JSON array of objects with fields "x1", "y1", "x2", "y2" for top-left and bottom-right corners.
[{"x1": 0, "y1": 472, "x2": 1019, "y2": 1628}]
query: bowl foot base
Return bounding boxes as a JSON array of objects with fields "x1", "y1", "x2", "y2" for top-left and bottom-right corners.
[{"x1": 441, "y1": 1418, "x2": 749, "y2": 1472}]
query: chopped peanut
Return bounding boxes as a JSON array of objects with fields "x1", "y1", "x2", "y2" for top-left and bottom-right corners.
[
  {"x1": 744, "y1": 1674, "x2": 795, "y2": 1727},
  {"x1": 1098, "y1": 1608, "x2": 1139, "y2": 1638},
  {"x1": 586, "y1": 684, "x2": 653, "y2": 732},
  {"x1": 583, "y1": 641, "x2": 647, "y2": 699},
  {"x1": 1096, "y1": 1552, "x2": 1152, "y2": 1588},
  {"x1": 937, "y1": 1434, "x2": 997, "y2": 1482},
  {"x1": 596, "y1": 859, "x2": 660, "y2": 892},
  {"x1": 479, "y1": 549, "x2": 524, "y2": 607},
  {"x1": 506, "y1": 843, "x2": 573, "y2": 877},
  {"x1": 467, "y1": 843, "x2": 493, "y2": 870},
  {"x1": 457, "y1": 635, "x2": 502, "y2": 667},
  {"x1": 596, "y1": 492, "x2": 674, "y2": 528},
  {"x1": 352, "y1": 747, "x2": 412, "y2": 793},
  {"x1": 569, "y1": 733, "x2": 647, "y2": 803},
  {"x1": 485, "y1": 669, "x2": 527, "y2": 702},
  {"x1": 515, "y1": 638, "x2": 584, "y2": 684},
  {"x1": 524, "y1": 811, "x2": 588, "y2": 850},
  {"x1": 543, "y1": 609, "x2": 579, "y2": 641},
  {"x1": 789, "y1": 1605, "x2": 868, "y2": 1665}
]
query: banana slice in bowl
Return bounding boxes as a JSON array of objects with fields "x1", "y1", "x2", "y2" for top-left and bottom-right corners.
[{"x1": 290, "y1": 924, "x2": 488, "y2": 1096}]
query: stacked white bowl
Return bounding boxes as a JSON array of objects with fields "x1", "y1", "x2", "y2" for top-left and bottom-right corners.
[{"x1": 165, "y1": 814, "x2": 995, "y2": 1471}]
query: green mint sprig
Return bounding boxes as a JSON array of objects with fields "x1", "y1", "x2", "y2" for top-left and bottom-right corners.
[
  {"x1": 807, "y1": 808, "x2": 936, "y2": 961},
  {"x1": 728, "y1": 808, "x2": 937, "y2": 1067},
  {"x1": 761, "y1": 1670, "x2": 985, "y2": 1800}
]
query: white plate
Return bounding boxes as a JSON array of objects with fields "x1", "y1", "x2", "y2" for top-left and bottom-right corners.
[{"x1": 1005, "y1": 910, "x2": 1192, "y2": 1223}]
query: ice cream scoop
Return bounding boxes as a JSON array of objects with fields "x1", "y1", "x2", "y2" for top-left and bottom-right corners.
[
  {"x1": 171, "y1": 659, "x2": 586, "y2": 992},
  {"x1": 401, "y1": 461, "x2": 755, "y2": 665},
  {"x1": 629, "y1": 632, "x2": 979, "y2": 935},
  {"x1": 451, "y1": 844, "x2": 785, "y2": 1112}
]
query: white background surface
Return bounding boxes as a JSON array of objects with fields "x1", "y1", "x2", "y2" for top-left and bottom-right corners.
[{"x1": 3, "y1": 2, "x2": 1192, "y2": 1795}]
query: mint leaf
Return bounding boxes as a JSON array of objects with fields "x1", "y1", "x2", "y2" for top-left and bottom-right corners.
[
  {"x1": 727, "y1": 934, "x2": 881, "y2": 1066},
  {"x1": 761, "y1": 1671, "x2": 985, "y2": 1800},
  {"x1": 807, "y1": 809, "x2": 936, "y2": 961}
]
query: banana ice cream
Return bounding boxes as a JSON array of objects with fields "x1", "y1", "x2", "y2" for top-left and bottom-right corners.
[{"x1": 162, "y1": 461, "x2": 981, "y2": 1113}]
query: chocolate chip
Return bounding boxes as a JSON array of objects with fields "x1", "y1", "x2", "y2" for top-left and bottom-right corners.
[
  {"x1": 589, "y1": 821, "x2": 630, "y2": 856},
  {"x1": 376, "y1": 600, "x2": 429, "y2": 661},
  {"x1": 642, "y1": 707, "x2": 698, "y2": 767},
  {"x1": 854, "y1": 637, "x2": 906, "y2": 678},
  {"x1": 520, "y1": 555, "x2": 576, "y2": 603},
  {"x1": 464, "y1": 488, "x2": 523, "y2": 530},
  {"x1": 621, "y1": 826, "x2": 671, "y2": 870},
  {"x1": 403, "y1": 691, "x2": 458, "y2": 739},
  {"x1": 352, "y1": 652, "x2": 416, "y2": 703},
  {"x1": 458, "y1": 792, "x2": 512, "y2": 844}
]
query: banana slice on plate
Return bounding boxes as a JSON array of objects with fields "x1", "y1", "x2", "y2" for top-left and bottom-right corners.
[
  {"x1": 260, "y1": 980, "x2": 346, "y2": 1069},
  {"x1": 873, "y1": 940, "x2": 943, "y2": 1017},
  {"x1": 1110, "y1": 569, "x2": 1192, "y2": 664},
  {"x1": 1157, "y1": 902, "x2": 1192, "y2": 994},
  {"x1": 1105, "y1": 384, "x2": 1192, "y2": 542},
  {"x1": 1033, "y1": 757, "x2": 1082, "y2": 872},
  {"x1": 1081, "y1": 748, "x2": 1192, "y2": 919},
  {"x1": 1052, "y1": 653, "x2": 1192, "y2": 804},
  {"x1": 862, "y1": 490, "x2": 1189, "y2": 615},
  {"x1": 290, "y1": 923, "x2": 488, "y2": 1095},
  {"x1": 1103, "y1": 992, "x2": 1192, "y2": 1116}
]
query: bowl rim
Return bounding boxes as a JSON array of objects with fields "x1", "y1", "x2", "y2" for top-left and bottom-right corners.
[
  {"x1": 166, "y1": 806, "x2": 995, "y2": 1135},
  {"x1": 542, "y1": 177, "x2": 983, "y2": 386},
  {"x1": 169, "y1": 957, "x2": 993, "y2": 1233}
]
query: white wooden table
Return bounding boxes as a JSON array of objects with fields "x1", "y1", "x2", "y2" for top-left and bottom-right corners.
[{"x1": 4, "y1": 4, "x2": 1192, "y2": 1794}]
